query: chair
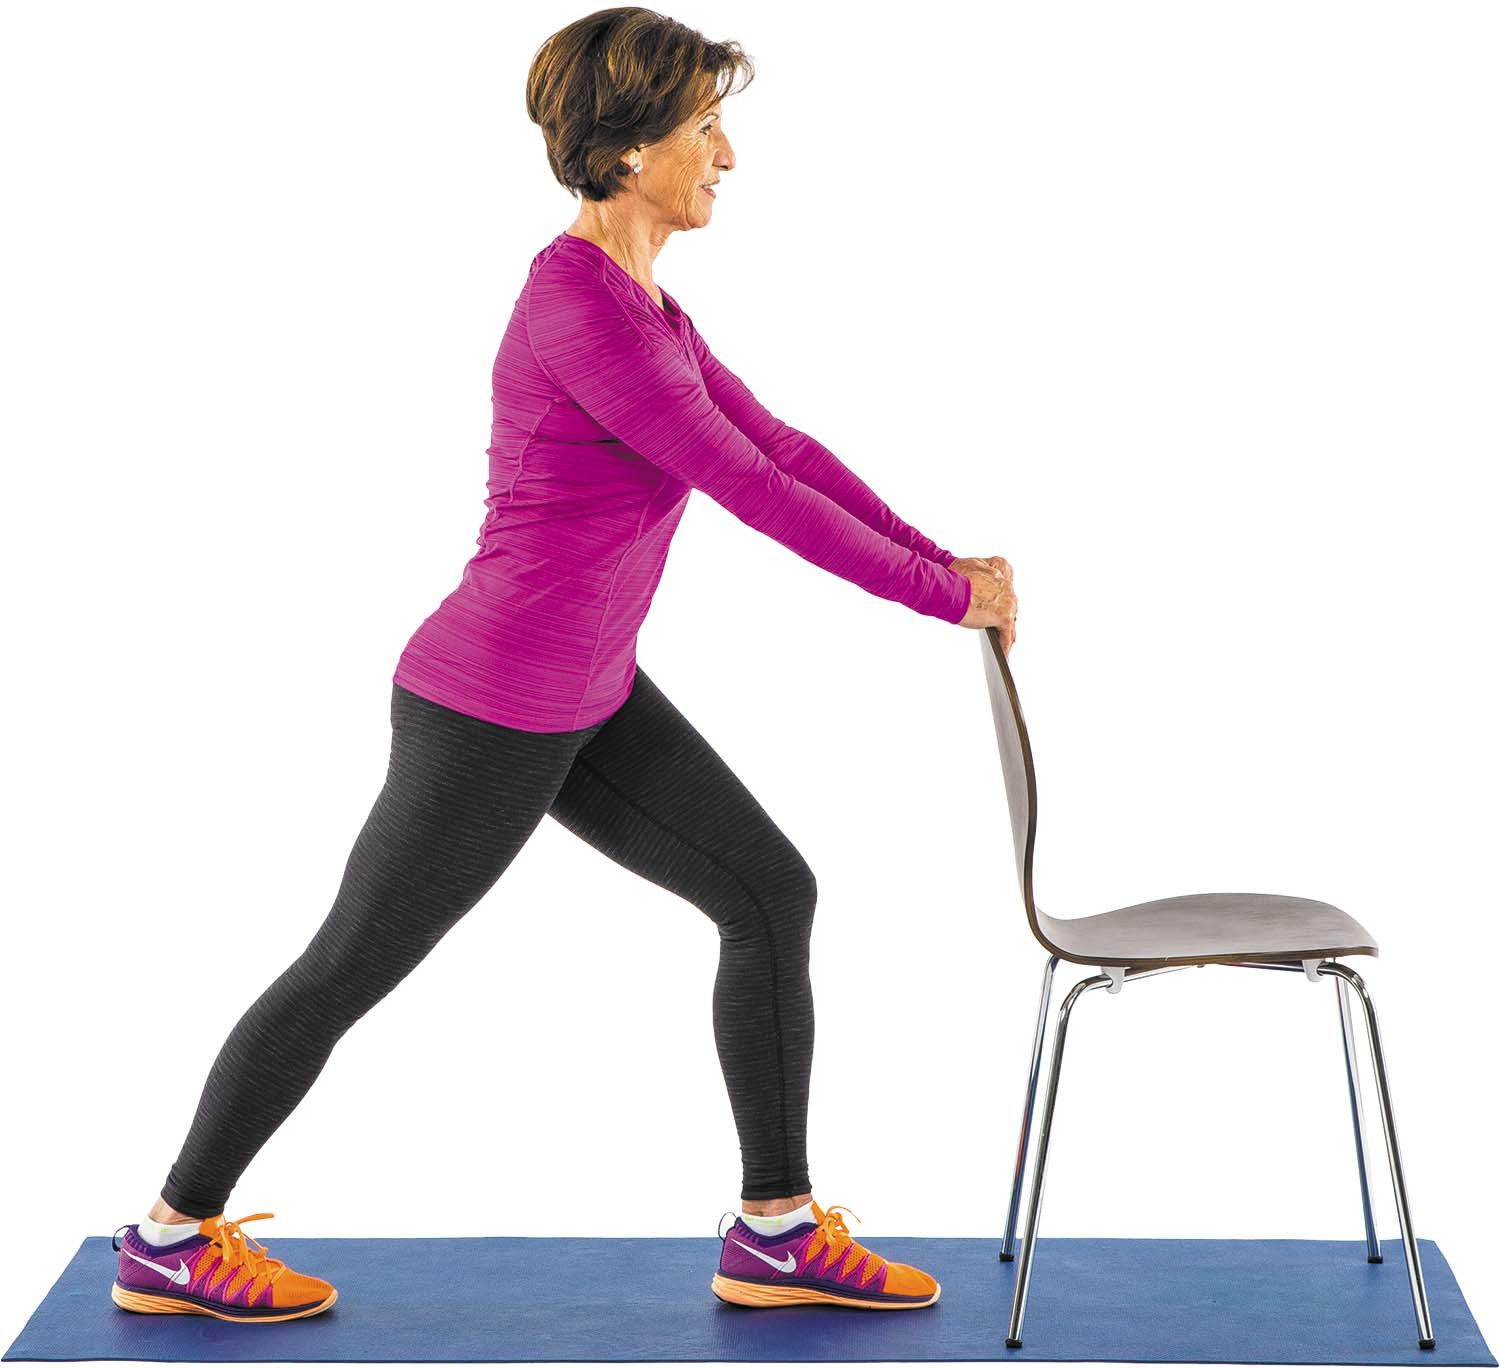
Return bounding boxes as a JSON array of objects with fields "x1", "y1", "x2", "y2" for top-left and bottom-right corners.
[{"x1": 977, "y1": 626, "x2": 1435, "y2": 1350}]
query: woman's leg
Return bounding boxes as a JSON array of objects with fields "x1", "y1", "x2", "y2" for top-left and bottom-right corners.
[
  {"x1": 157, "y1": 684, "x2": 603, "y2": 1218},
  {"x1": 546, "y1": 666, "x2": 818, "y2": 1203}
]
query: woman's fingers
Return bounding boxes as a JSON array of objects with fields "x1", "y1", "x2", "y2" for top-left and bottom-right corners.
[
  {"x1": 997, "y1": 573, "x2": 1018, "y2": 653},
  {"x1": 993, "y1": 558, "x2": 1016, "y2": 652}
]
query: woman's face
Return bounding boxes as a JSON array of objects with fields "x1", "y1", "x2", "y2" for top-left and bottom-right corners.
[{"x1": 633, "y1": 101, "x2": 734, "y2": 231}]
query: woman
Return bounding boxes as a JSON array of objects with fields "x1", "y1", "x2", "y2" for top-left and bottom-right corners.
[{"x1": 109, "y1": 7, "x2": 1017, "y2": 1323}]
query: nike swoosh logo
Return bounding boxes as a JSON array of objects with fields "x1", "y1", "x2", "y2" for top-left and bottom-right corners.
[
  {"x1": 124, "y1": 1248, "x2": 191, "y2": 1285},
  {"x1": 730, "y1": 1238, "x2": 797, "y2": 1273}
]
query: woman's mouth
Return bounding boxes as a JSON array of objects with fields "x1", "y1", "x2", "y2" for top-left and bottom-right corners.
[{"x1": 699, "y1": 184, "x2": 716, "y2": 198}]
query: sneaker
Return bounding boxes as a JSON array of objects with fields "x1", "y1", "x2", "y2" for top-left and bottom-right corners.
[
  {"x1": 711, "y1": 1200, "x2": 940, "y2": 1309},
  {"x1": 110, "y1": 1211, "x2": 337, "y2": 1322}
]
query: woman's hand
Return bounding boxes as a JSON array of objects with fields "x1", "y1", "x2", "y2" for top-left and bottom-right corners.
[{"x1": 951, "y1": 556, "x2": 1017, "y2": 654}]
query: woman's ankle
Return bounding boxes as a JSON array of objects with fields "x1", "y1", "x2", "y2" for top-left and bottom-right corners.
[
  {"x1": 147, "y1": 1196, "x2": 207, "y2": 1225},
  {"x1": 741, "y1": 1191, "x2": 813, "y2": 1217}
]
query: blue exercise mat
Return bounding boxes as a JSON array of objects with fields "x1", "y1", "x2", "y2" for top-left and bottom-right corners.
[{"x1": 4, "y1": 1234, "x2": 1494, "y2": 1363}]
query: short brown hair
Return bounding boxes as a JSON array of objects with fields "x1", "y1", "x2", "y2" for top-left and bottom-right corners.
[{"x1": 526, "y1": 8, "x2": 754, "y2": 202}]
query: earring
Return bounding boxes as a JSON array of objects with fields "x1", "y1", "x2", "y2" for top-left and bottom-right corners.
[{"x1": 631, "y1": 162, "x2": 642, "y2": 174}]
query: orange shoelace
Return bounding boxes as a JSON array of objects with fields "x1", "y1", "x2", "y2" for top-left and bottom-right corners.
[
  {"x1": 201, "y1": 1212, "x2": 289, "y2": 1293},
  {"x1": 811, "y1": 1204, "x2": 886, "y2": 1286}
]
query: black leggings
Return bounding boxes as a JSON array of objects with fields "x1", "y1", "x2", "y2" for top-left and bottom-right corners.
[{"x1": 160, "y1": 669, "x2": 816, "y2": 1215}]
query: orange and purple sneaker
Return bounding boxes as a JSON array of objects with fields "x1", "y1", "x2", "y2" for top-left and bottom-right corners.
[
  {"x1": 110, "y1": 1211, "x2": 337, "y2": 1322},
  {"x1": 712, "y1": 1200, "x2": 940, "y2": 1309}
]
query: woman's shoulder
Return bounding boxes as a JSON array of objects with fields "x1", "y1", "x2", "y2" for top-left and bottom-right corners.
[
  {"x1": 527, "y1": 235, "x2": 678, "y2": 352},
  {"x1": 527, "y1": 232, "x2": 604, "y2": 296},
  {"x1": 528, "y1": 235, "x2": 633, "y2": 313}
]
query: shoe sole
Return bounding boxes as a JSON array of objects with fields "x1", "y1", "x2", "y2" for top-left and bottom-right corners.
[
  {"x1": 710, "y1": 1272, "x2": 939, "y2": 1309},
  {"x1": 111, "y1": 1281, "x2": 337, "y2": 1322}
]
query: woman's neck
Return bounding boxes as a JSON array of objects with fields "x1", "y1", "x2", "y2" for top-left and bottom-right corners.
[{"x1": 565, "y1": 206, "x2": 670, "y2": 296}]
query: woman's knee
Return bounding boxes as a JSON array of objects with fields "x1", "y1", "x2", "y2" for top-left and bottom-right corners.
[{"x1": 714, "y1": 849, "x2": 817, "y2": 947}]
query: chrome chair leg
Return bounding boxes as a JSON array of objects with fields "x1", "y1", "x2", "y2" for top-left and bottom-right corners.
[
  {"x1": 1317, "y1": 961, "x2": 1435, "y2": 1349},
  {"x1": 1333, "y1": 965, "x2": 1382, "y2": 1262},
  {"x1": 1006, "y1": 969, "x2": 1108, "y2": 1348},
  {"x1": 1000, "y1": 953, "x2": 1059, "y2": 1261},
  {"x1": 1003, "y1": 962, "x2": 1189, "y2": 1347}
]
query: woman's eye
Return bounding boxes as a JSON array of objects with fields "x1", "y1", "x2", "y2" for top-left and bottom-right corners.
[{"x1": 701, "y1": 125, "x2": 713, "y2": 135}]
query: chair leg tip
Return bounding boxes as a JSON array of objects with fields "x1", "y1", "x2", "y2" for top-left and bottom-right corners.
[
  {"x1": 1006, "y1": 1338, "x2": 1023, "y2": 1349},
  {"x1": 1368, "y1": 1254, "x2": 1384, "y2": 1263},
  {"x1": 1419, "y1": 1338, "x2": 1436, "y2": 1350},
  {"x1": 998, "y1": 1251, "x2": 1014, "y2": 1262}
]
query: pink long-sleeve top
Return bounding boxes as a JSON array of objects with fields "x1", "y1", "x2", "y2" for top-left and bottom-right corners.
[{"x1": 391, "y1": 230, "x2": 974, "y2": 732}]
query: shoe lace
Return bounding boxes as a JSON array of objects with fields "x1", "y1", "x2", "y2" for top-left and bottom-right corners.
[
  {"x1": 204, "y1": 1212, "x2": 289, "y2": 1288},
  {"x1": 813, "y1": 1204, "x2": 885, "y2": 1284}
]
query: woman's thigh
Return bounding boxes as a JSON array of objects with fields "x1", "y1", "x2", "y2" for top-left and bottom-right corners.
[
  {"x1": 546, "y1": 667, "x2": 816, "y2": 924},
  {"x1": 299, "y1": 685, "x2": 604, "y2": 992}
]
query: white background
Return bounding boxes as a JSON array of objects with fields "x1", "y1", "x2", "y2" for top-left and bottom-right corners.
[{"x1": 3, "y1": 0, "x2": 1496, "y2": 1362}]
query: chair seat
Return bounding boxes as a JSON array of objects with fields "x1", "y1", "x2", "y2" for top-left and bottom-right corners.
[{"x1": 1038, "y1": 891, "x2": 1378, "y2": 968}]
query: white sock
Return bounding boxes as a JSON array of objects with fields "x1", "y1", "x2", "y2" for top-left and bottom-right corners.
[
  {"x1": 741, "y1": 1198, "x2": 815, "y2": 1237},
  {"x1": 137, "y1": 1214, "x2": 204, "y2": 1246}
]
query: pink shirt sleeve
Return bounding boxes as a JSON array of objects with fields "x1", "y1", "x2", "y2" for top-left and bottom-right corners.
[
  {"x1": 683, "y1": 316, "x2": 957, "y2": 567},
  {"x1": 527, "y1": 259, "x2": 972, "y2": 626}
]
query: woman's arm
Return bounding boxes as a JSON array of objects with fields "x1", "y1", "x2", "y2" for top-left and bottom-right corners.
[
  {"x1": 527, "y1": 258, "x2": 971, "y2": 625},
  {"x1": 683, "y1": 315, "x2": 956, "y2": 566}
]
